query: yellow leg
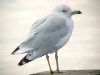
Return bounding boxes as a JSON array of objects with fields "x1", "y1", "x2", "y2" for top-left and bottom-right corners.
[
  {"x1": 55, "y1": 51, "x2": 60, "y2": 73},
  {"x1": 46, "y1": 54, "x2": 53, "y2": 74}
]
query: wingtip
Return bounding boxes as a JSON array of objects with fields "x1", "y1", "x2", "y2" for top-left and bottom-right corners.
[
  {"x1": 11, "y1": 52, "x2": 16, "y2": 55},
  {"x1": 11, "y1": 52, "x2": 14, "y2": 55},
  {"x1": 18, "y1": 55, "x2": 33, "y2": 66},
  {"x1": 11, "y1": 46, "x2": 20, "y2": 55},
  {"x1": 18, "y1": 61, "x2": 23, "y2": 66},
  {"x1": 11, "y1": 51, "x2": 15, "y2": 55},
  {"x1": 18, "y1": 56, "x2": 26, "y2": 66},
  {"x1": 11, "y1": 51, "x2": 16, "y2": 55}
]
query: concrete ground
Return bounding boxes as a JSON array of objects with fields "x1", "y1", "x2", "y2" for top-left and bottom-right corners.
[{"x1": 31, "y1": 70, "x2": 100, "y2": 75}]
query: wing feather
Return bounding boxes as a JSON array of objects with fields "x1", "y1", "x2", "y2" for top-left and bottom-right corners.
[
  {"x1": 11, "y1": 17, "x2": 47, "y2": 54},
  {"x1": 12, "y1": 15, "x2": 69, "y2": 55}
]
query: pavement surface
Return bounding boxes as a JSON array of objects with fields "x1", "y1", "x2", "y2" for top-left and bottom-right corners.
[{"x1": 30, "y1": 70, "x2": 100, "y2": 75}]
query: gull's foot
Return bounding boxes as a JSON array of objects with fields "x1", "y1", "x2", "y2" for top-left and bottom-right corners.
[{"x1": 50, "y1": 71, "x2": 54, "y2": 74}]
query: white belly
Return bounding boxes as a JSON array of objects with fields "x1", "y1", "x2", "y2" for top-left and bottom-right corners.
[
  {"x1": 49, "y1": 32, "x2": 72, "y2": 54},
  {"x1": 55, "y1": 18, "x2": 73, "y2": 50},
  {"x1": 55, "y1": 32, "x2": 72, "y2": 49}
]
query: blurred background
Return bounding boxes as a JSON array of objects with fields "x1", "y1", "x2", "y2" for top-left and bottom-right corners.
[{"x1": 0, "y1": 0, "x2": 100, "y2": 75}]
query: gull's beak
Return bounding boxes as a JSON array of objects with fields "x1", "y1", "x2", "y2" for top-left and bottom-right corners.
[{"x1": 71, "y1": 10, "x2": 82, "y2": 15}]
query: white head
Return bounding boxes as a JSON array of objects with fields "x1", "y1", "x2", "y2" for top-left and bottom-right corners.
[{"x1": 53, "y1": 5, "x2": 82, "y2": 17}]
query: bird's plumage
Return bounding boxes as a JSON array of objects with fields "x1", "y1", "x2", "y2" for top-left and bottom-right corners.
[{"x1": 11, "y1": 5, "x2": 75, "y2": 66}]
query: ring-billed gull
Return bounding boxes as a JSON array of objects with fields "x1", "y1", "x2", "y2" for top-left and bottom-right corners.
[{"x1": 11, "y1": 4, "x2": 82, "y2": 74}]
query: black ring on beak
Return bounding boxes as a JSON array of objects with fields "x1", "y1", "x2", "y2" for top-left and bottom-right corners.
[{"x1": 78, "y1": 11, "x2": 82, "y2": 14}]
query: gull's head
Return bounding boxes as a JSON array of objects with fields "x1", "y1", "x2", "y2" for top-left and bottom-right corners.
[
  {"x1": 53, "y1": 5, "x2": 72, "y2": 14},
  {"x1": 53, "y1": 5, "x2": 82, "y2": 17}
]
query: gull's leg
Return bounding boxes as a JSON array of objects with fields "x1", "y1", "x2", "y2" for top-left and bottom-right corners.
[
  {"x1": 46, "y1": 54, "x2": 53, "y2": 74},
  {"x1": 55, "y1": 51, "x2": 60, "y2": 73}
]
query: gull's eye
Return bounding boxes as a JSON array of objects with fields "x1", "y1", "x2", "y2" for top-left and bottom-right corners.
[{"x1": 62, "y1": 10, "x2": 66, "y2": 12}]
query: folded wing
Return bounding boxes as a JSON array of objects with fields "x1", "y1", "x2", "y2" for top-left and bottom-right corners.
[
  {"x1": 11, "y1": 17, "x2": 47, "y2": 55},
  {"x1": 12, "y1": 15, "x2": 69, "y2": 66}
]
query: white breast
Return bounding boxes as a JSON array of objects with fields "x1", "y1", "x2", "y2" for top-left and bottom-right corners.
[{"x1": 55, "y1": 18, "x2": 73, "y2": 50}]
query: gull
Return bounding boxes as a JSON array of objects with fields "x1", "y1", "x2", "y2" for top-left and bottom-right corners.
[{"x1": 11, "y1": 4, "x2": 82, "y2": 74}]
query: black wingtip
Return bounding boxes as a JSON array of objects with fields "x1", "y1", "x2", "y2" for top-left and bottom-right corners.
[
  {"x1": 11, "y1": 46, "x2": 20, "y2": 55},
  {"x1": 18, "y1": 61, "x2": 23, "y2": 66},
  {"x1": 18, "y1": 55, "x2": 32, "y2": 66},
  {"x1": 11, "y1": 51, "x2": 15, "y2": 55}
]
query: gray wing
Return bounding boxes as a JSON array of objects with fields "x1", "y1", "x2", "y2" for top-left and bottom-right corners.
[
  {"x1": 12, "y1": 16, "x2": 69, "y2": 55},
  {"x1": 11, "y1": 17, "x2": 47, "y2": 54},
  {"x1": 18, "y1": 16, "x2": 70, "y2": 66}
]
